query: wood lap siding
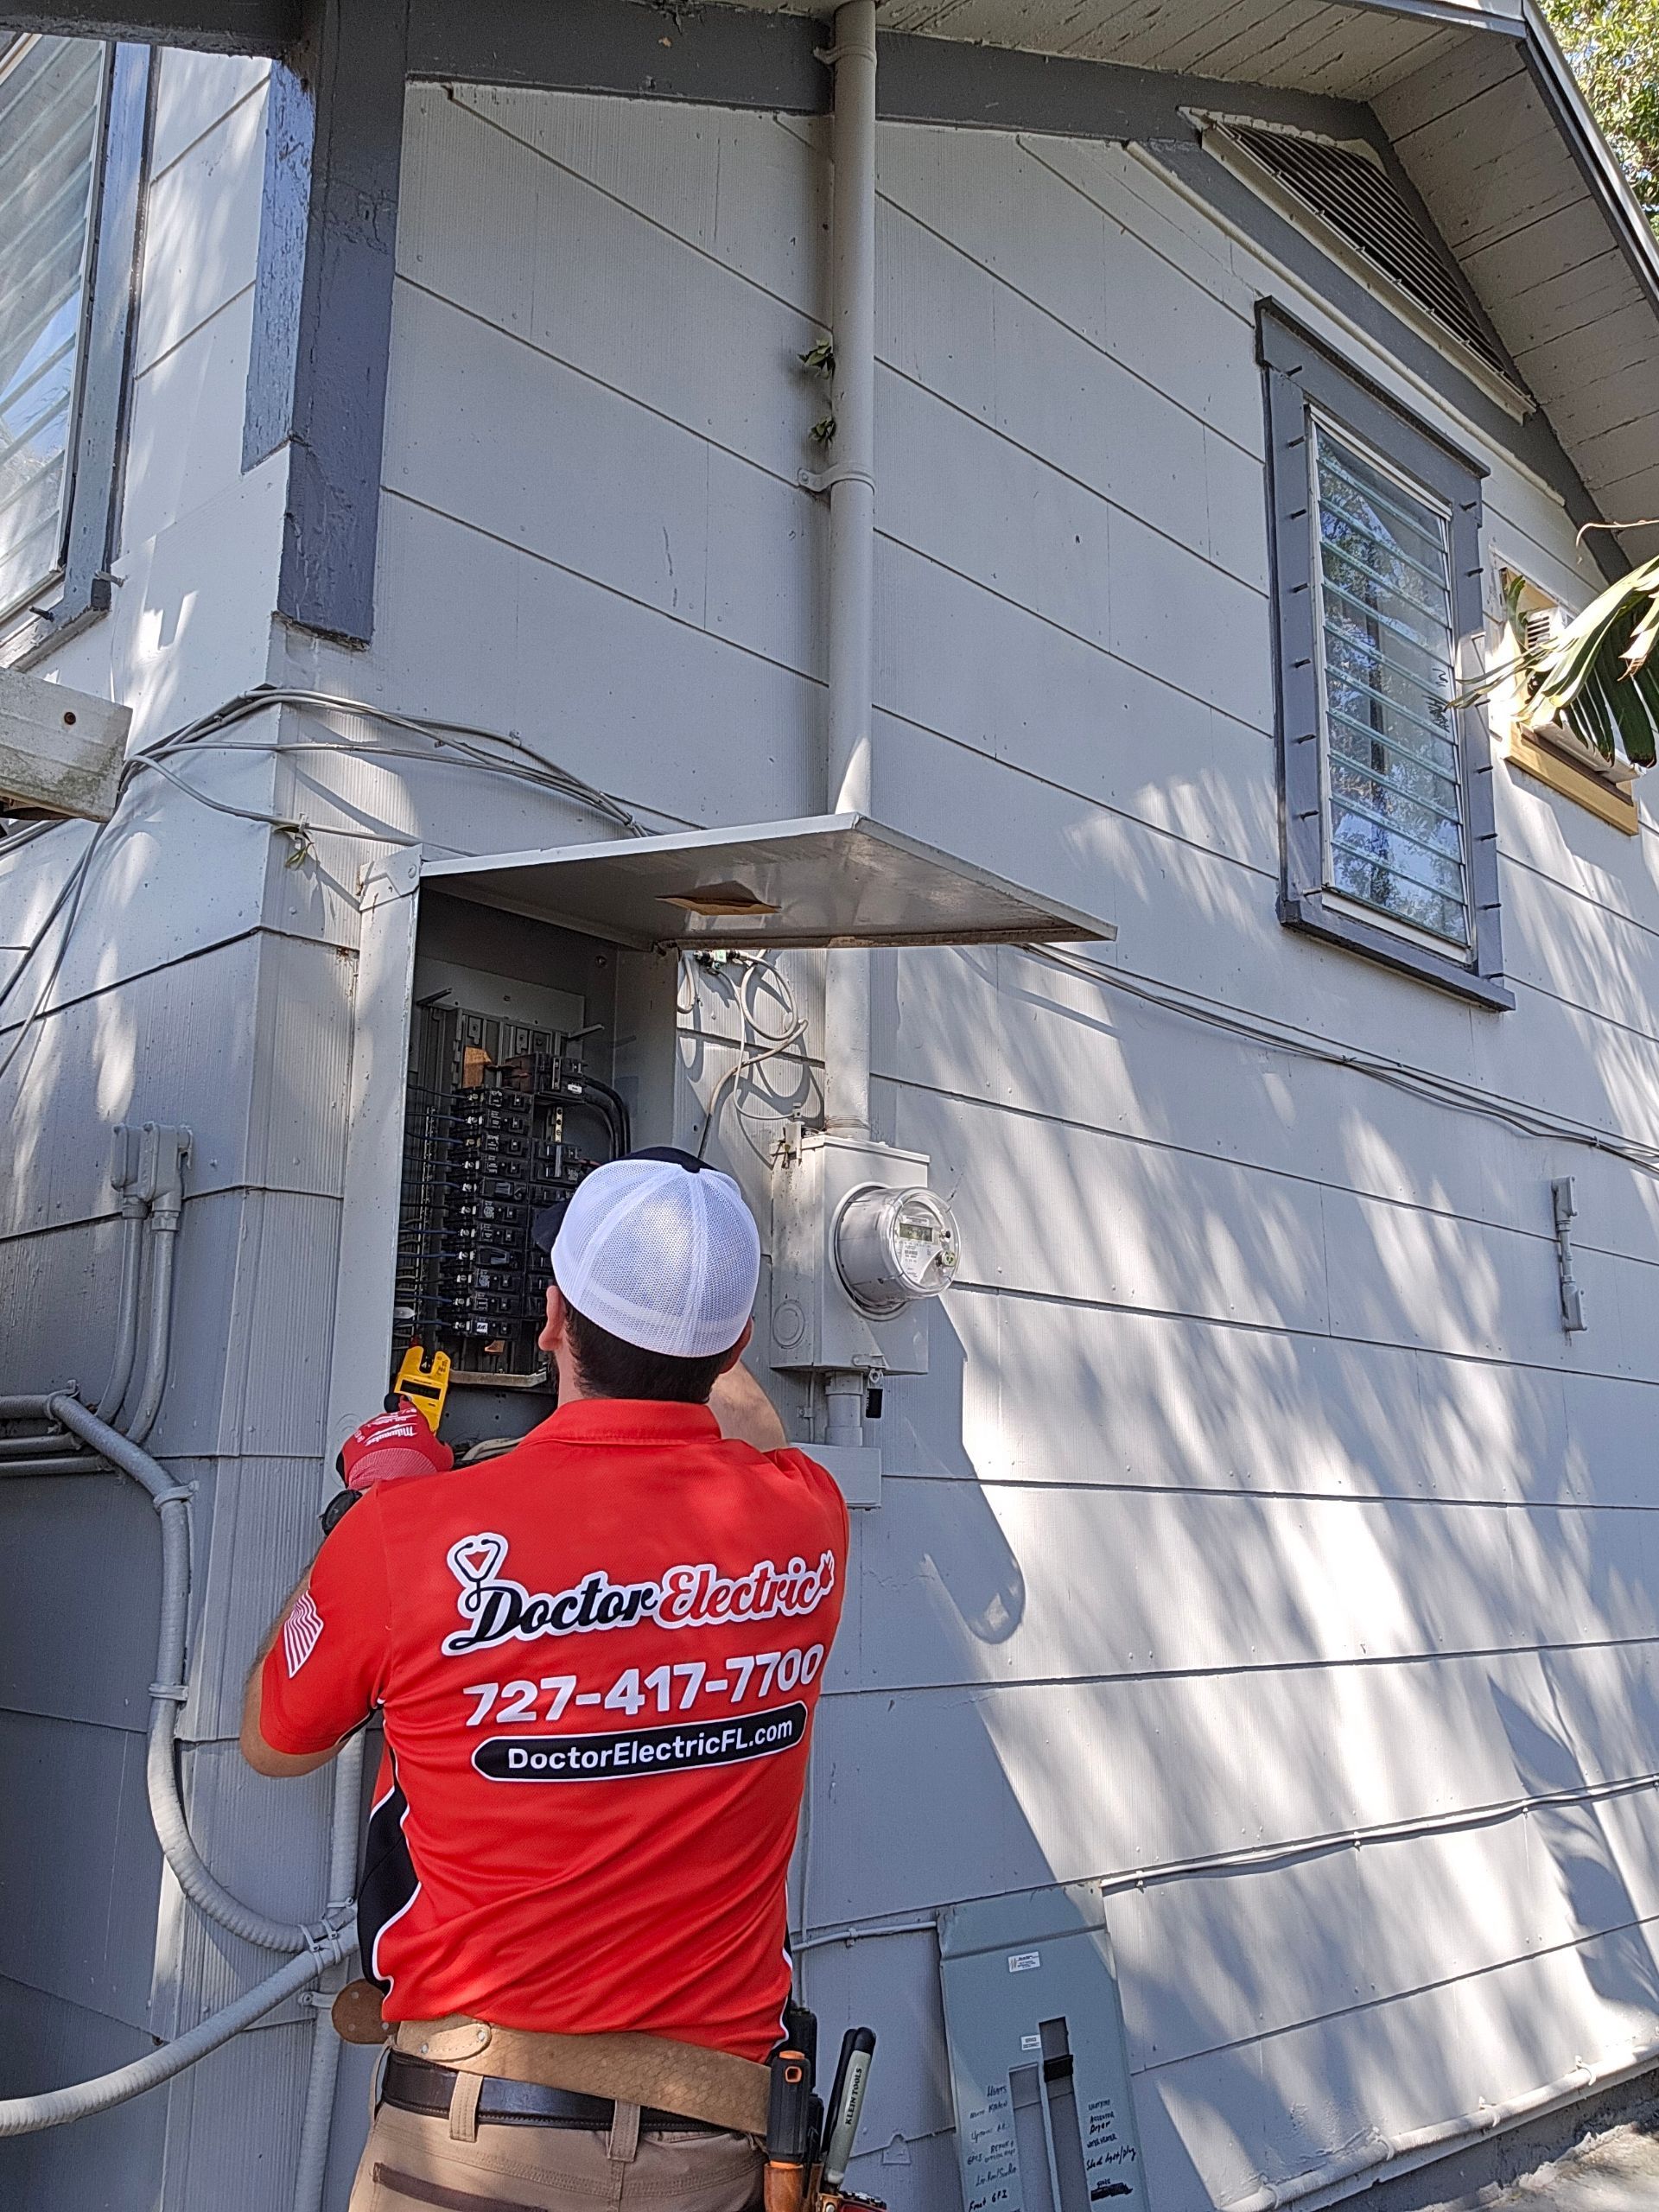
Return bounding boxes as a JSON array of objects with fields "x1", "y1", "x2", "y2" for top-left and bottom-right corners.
[{"x1": 379, "y1": 86, "x2": 1659, "y2": 2207}]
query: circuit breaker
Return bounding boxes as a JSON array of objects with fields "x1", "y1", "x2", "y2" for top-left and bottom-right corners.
[{"x1": 391, "y1": 897, "x2": 632, "y2": 1451}]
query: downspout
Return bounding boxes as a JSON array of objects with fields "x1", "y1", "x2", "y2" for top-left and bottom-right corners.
[
  {"x1": 823, "y1": 0, "x2": 876, "y2": 827},
  {"x1": 819, "y1": 0, "x2": 877, "y2": 1449}
]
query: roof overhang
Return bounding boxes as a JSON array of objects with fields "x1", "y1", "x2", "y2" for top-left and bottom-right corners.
[
  {"x1": 5, "y1": 0, "x2": 1653, "y2": 551},
  {"x1": 421, "y1": 813, "x2": 1111, "y2": 953},
  {"x1": 1374, "y1": 4, "x2": 1659, "y2": 550}
]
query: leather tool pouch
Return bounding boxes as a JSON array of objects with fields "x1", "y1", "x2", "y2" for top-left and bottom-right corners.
[
  {"x1": 332, "y1": 1979, "x2": 390, "y2": 2045},
  {"x1": 393, "y1": 2018, "x2": 771, "y2": 2137}
]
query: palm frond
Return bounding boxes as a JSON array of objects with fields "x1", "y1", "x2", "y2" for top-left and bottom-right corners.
[{"x1": 1465, "y1": 554, "x2": 1659, "y2": 769}]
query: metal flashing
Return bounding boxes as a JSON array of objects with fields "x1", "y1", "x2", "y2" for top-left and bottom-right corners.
[{"x1": 422, "y1": 815, "x2": 1113, "y2": 952}]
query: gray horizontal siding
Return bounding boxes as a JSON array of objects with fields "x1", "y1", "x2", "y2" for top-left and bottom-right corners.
[
  {"x1": 0, "y1": 1974, "x2": 168, "y2": 2209},
  {"x1": 5, "y1": 58, "x2": 1656, "y2": 2212},
  {"x1": 883, "y1": 1285, "x2": 1659, "y2": 1506}
]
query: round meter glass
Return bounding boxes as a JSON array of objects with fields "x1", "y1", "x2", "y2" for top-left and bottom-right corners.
[{"x1": 835, "y1": 1185, "x2": 960, "y2": 1314}]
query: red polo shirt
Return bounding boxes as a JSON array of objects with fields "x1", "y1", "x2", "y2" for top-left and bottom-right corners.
[{"x1": 260, "y1": 1399, "x2": 848, "y2": 2060}]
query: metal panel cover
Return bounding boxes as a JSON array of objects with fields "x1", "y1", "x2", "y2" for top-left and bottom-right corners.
[
  {"x1": 938, "y1": 1885, "x2": 1148, "y2": 2212},
  {"x1": 421, "y1": 814, "x2": 1113, "y2": 951}
]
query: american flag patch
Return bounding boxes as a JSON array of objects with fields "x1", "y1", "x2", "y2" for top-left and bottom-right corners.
[{"x1": 283, "y1": 1591, "x2": 325, "y2": 1678}]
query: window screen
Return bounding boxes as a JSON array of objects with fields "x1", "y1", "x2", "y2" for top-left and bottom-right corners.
[
  {"x1": 0, "y1": 36, "x2": 105, "y2": 623},
  {"x1": 1313, "y1": 421, "x2": 1467, "y2": 947}
]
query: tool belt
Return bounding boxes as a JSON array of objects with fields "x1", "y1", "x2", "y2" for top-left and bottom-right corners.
[
  {"x1": 391, "y1": 2016, "x2": 772, "y2": 2138},
  {"x1": 382, "y1": 2051, "x2": 731, "y2": 2134}
]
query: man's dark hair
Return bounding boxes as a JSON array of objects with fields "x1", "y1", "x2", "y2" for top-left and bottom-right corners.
[{"x1": 564, "y1": 1301, "x2": 731, "y2": 1403}]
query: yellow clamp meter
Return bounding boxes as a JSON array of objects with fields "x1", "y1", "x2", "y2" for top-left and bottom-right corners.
[{"x1": 393, "y1": 1345, "x2": 452, "y2": 1432}]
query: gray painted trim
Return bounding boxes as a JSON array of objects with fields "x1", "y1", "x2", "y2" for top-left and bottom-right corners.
[
  {"x1": 242, "y1": 59, "x2": 311, "y2": 471},
  {"x1": 1154, "y1": 137, "x2": 1624, "y2": 585},
  {"x1": 0, "y1": 0, "x2": 291, "y2": 49},
  {"x1": 226, "y1": 0, "x2": 1629, "y2": 645},
  {"x1": 270, "y1": 0, "x2": 410, "y2": 643},
  {"x1": 876, "y1": 29, "x2": 1367, "y2": 142},
  {"x1": 409, "y1": 0, "x2": 1376, "y2": 146},
  {"x1": 409, "y1": 0, "x2": 828, "y2": 111},
  {"x1": 1259, "y1": 303, "x2": 1513, "y2": 1013},
  {"x1": 2, "y1": 41, "x2": 154, "y2": 672}
]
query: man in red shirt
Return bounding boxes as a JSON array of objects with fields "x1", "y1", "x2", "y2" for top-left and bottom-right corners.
[{"x1": 242, "y1": 1151, "x2": 849, "y2": 2212}]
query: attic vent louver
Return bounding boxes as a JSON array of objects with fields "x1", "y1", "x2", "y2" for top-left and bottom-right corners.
[{"x1": 1223, "y1": 124, "x2": 1506, "y2": 375}]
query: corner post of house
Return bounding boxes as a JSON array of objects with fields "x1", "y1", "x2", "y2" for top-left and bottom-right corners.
[{"x1": 243, "y1": 0, "x2": 410, "y2": 645}]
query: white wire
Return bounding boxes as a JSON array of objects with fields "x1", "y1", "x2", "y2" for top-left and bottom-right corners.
[
  {"x1": 0, "y1": 828, "x2": 105, "y2": 1089},
  {"x1": 1024, "y1": 940, "x2": 1659, "y2": 1179},
  {"x1": 141, "y1": 685, "x2": 645, "y2": 837},
  {"x1": 692, "y1": 956, "x2": 812, "y2": 1161},
  {"x1": 0, "y1": 683, "x2": 645, "y2": 1096}
]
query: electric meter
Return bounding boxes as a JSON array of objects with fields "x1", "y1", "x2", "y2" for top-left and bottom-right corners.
[{"x1": 834, "y1": 1185, "x2": 960, "y2": 1314}]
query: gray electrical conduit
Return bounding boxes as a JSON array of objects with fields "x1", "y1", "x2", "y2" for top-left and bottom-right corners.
[
  {"x1": 0, "y1": 1198, "x2": 149, "y2": 1467},
  {"x1": 0, "y1": 1399, "x2": 358, "y2": 2144},
  {"x1": 290, "y1": 1730, "x2": 369, "y2": 2212},
  {"x1": 0, "y1": 1159, "x2": 180, "y2": 1468},
  {"x1": 120, "y1": 1198, "x2": 181, "y2": 1445},
  {"x1": 48, "y1": 1396, "x2": 335, "y2": 1955},
  {"x1": 96, "y1": 1202, "x2": 148, "y2": 1420},
  {"x1": 0, "y1": 1936, "x2": 352, "y2": 2139},
  {"x1": 1, "y1": 1170, "x2": 363, "y2": 2191}
]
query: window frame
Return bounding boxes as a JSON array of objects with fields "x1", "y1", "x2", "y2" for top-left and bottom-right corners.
[
  {"x1": 0, "y1": 35, "x2": 152, "y2": 670},
  {"x1": 1259, "y1": 302, "x2": 1512, "y2": 1012}
]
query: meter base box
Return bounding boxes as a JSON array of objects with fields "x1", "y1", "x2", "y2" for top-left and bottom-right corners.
[{"x1": 768, "y1": 1132, "x2": 932, "y2": 1376}]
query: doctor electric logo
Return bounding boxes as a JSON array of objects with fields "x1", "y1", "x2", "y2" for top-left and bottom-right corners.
[
  {"x1": 440, "y1": 1531, "x2": 837, "y2": 1657},
  {"x1": 474, "y1": 1704, "x2": 808, "y2": 1783}
]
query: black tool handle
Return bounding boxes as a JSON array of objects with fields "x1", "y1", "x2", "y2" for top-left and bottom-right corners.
[{"x1": 766, "y1": 2047, "x2": 812, "y2": 2165}]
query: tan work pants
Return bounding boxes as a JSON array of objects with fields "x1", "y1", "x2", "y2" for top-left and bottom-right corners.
[{"x1": 348, "y1": 2082, "x2": 763, "y2": 2212}]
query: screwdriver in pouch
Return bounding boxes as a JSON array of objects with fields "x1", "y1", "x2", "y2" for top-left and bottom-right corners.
[
  {"x1": 764, "y1": 2047, "x2": 812, "y2": 2212},
  {"x1": 820, "y1": 2028, "x2": 877, "y2": 2196}
]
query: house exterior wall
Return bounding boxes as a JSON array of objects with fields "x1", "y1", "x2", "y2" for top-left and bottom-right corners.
[{"x1": 3, "y1": 42, "x2": 1659, "y2": 2212}]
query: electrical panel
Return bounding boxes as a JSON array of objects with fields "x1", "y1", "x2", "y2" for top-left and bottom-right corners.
[
  {"x1": 938, "y1": 1885, "x2": 1148, "y2": 2212},
  {"x1": 391, "y1": 899, "x2": 629, "y2": 1447}
]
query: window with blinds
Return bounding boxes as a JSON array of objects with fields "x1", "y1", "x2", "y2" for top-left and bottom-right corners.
[
  {"x1": 0, "y1": 35, "x2": 105, "y2": 623},
  {"x1": 1312, "y1": 419, "x2": 1468, "y2": 949}
]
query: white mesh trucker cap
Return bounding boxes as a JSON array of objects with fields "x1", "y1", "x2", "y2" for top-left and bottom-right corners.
[{"x1": 550, "y1": 1152, "x2": 762, "y2": 1359}]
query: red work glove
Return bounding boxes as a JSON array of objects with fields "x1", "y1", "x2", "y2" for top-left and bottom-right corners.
[{"x1": 336, "y1": 1399, "x2": 454, "y2": 1492}]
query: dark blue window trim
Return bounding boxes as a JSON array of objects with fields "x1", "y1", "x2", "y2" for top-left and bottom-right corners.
[{"x1": 1259, "y1": 302, "x2": 1514, "y2": 1013}]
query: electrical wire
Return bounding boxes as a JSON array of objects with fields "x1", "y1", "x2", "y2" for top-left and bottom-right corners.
[
  {"x1": 126, "y1": 751, "x2": 419, "y2": 856},
  {"x1": 0, "y1": 683, "x2": 647, "y2": 1097},
  {"x1": 143, "y1": 685, "x2": 646, "y2": 838},
  {"x1": 691, "y1": 955, "x2": 812, "y2": 1160},
  {"x1": 1022, "y1": 940, "x2": 1659, "y2": 1179},
  {"x1": 0, "y1": 825, "x2": 105, "y2": 1090}
]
